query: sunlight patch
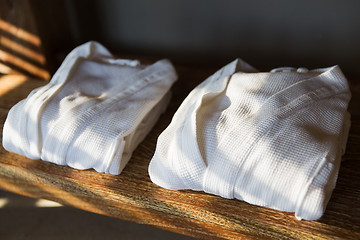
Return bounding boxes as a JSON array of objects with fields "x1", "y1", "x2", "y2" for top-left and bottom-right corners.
[{"x1": 35, "y1": 199, "x2": 63, "y2": 208}]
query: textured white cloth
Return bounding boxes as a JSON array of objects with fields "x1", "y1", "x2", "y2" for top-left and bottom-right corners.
[
  {"x1": 3, "y1": 41, "x2": 177, "y2": 175},
  {"x1": 149, "y1": 59, "x2": 351, "y2": 220}
]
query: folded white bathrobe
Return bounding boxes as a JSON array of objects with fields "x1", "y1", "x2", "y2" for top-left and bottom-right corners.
[
  {"x1": 149, "y1": 59, "x2": 351, "y2": 220},
  {"x1": 3, "y1": 41, "x2": 177, "y2": 175}
]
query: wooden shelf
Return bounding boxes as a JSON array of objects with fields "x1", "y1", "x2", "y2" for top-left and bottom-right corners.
[{"x1": 0, "y1": 65, "x2": 359, "y2": 239}]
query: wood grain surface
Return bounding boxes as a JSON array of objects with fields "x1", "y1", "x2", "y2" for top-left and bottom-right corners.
[{"x1": 0, "y1": 66, "x2": 359, "y2": 239}]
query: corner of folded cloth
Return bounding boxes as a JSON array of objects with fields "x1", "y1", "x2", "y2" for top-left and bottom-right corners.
[
  {"x1": 2, "y1": 41, "x2": 178, "y2": 175},
  {"x1": 148, "y1": 58, "x2": 351, "y2": 221}
]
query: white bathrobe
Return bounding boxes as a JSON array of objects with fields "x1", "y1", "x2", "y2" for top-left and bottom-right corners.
[
  {"x1": 3, "y1": 41, "x2": 178, "y2": 175},
  {"x1": 149, "y1": 58, "x2": 351, "y2": 220}
]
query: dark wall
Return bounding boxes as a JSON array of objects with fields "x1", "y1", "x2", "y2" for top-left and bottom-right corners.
[{"x1": 31, "y1": 0, "x2": 360, "y2": 76}]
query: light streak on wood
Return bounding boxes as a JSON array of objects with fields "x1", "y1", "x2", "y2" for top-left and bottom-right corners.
[
  {"x1": 0, "y1": 18, "x2": 41, "y2": 47},
  {"x1": 0, "y1": 35, "x2": 46, "y2": 64},
  {"x1": 0, "y1": 49, "x2": 50, "y2": 80},
  {"x1": 0, "y1": 74, "x2": 28, "y2": 96}
]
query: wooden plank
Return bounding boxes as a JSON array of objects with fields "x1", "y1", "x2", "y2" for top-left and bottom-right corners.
[{"x1": 0, "y1": 66, "x2": 359, "y2": 239}]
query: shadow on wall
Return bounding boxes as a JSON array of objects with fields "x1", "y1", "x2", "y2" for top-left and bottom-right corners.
[
  {"x1": 29, "y1": 0, "x2": 360, "y2": 77},
  {"x1": 0, "y1": 0, "x2": 50, "y2": 80},
  {"x1": 0, "y1": 19, "x2": 49, "y2": 80}
]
